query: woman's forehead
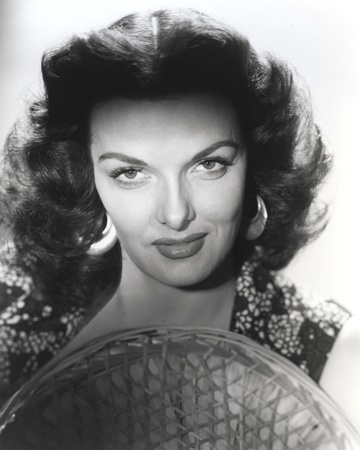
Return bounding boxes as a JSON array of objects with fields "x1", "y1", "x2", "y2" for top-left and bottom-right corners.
[{"x1": 90, "y1": 94, "x2": 243, "y2": 155}]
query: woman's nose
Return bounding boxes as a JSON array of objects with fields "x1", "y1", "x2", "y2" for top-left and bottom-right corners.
[{"x1": 155, "y1": 180, "x2": 196, "y2": 231}]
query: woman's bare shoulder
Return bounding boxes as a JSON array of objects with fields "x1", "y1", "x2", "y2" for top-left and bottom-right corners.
[{"x1": 320, "y1": 314, "x2": 360, "y2": 432}]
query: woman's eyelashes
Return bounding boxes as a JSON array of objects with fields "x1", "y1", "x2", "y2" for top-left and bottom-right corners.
[
  {"x1": 110, "y1": 167, "x2": 149, "y2": 187},
  {"x1": 192, "y1": 157, "x2": 233, "y2": 177},
  {"x1": 109, "y1": 156, "x2": 233, "y2": 187}
]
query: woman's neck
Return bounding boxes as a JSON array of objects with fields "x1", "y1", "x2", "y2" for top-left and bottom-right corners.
[{"x1": 116, "y1": 250, "x2": 237, "y2": 330}]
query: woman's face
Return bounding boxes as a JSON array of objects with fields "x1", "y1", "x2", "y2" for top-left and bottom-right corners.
[{"x1": 91, "y1": 94, "x2": 247, "y2": 287}]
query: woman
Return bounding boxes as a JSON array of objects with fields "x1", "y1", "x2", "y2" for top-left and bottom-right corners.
[{"x1": 0, "y1": 8, "x2": 359, "y2": 429}]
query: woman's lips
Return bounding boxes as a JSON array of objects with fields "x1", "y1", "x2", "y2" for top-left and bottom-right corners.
[{"x1": 152, "y1": 233, "x2": 207, "y2": 259}]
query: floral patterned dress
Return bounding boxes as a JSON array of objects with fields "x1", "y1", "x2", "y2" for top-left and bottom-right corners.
[{"x1": 0, "y1": 257, "x2": 351, "y2": 407}]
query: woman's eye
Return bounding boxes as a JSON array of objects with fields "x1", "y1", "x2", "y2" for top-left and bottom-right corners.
[
  {"x1": 111, "y1": 168, "x2": 149, "y2": 187},
  {"x1": 192, "y1": 158, "x2": 230, "y2": 178},
  {"x1": 202, "y1": 161, "x2": 216, "y2": 170},
  {"x1": 122, "y1": 169, "x2": 138, "y2": 179}
]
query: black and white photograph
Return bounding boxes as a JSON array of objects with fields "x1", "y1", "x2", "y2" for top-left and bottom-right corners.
[{"x1": 0, "y1": 1, "x2": 359, "y2": 448}]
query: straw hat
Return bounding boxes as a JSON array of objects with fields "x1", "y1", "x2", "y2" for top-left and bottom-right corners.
[{"x1": 0, "y1": 328, "x2": 359, "y2": 449}]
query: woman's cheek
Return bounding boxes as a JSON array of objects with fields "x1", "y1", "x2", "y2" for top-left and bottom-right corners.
[
  {"x1": 200, "y1": 178, "x2": 245, "y2": 225},
  {"x1": 93, "y1": 176, "x2": 145, "y2": 237},
  {"x1": 109, "y1": 193, "x2": 153, "y2": 239}
]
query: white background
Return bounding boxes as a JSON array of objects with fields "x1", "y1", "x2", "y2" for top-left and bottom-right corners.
[{"x1": 0, "y1": 0, "x2": 359, "y2": 312}]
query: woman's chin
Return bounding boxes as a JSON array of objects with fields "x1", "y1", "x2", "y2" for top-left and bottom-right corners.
[
  {"x1": 141, "y1": 261, "x2": 214, "y2": 289},
  {"x1": 144, "y1": 258, "x2": 231, "y2": 290},
  {"x1": 152, "y1": 269, "x2": 211, "y2": 289}
]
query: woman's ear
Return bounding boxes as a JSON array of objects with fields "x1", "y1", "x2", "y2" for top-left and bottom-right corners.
[{"x1": 242, "y1": 195, "x2": 268, "y2": 241}]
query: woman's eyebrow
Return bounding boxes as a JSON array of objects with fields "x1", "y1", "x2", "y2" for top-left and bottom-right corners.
[
  {"x1": 98, "y1": 139, "x2": 242, "y2": 165},
  {"x1": 98, "y1": 152, "x2": 148, "y2": 166},
  {"x1": 188, "y1": 140, "x2": 242, "y2": 163}
]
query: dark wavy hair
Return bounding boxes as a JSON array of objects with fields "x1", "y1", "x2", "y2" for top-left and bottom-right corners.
[{"x1": 0, "y1": 8, "x2": 331, "y2": 307}]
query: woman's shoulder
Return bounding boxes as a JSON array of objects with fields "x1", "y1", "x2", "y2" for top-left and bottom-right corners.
[
  {"x1": 319, "y1": 314, "x2": 360, "y2": 431},
  {"x1": 230, "y1": 258, "x2": 351, "y2": 383}
]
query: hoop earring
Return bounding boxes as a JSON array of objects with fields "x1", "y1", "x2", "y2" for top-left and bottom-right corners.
[
  {"x1": 254, "y1": 194, "x2": 268, "y2": 226},
  {"x1": 87, "y1": 214, "x2": 118, "y2": 255},
  {"x1": 245, "y1": 194, "x2": 268, "y2": 241}
]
